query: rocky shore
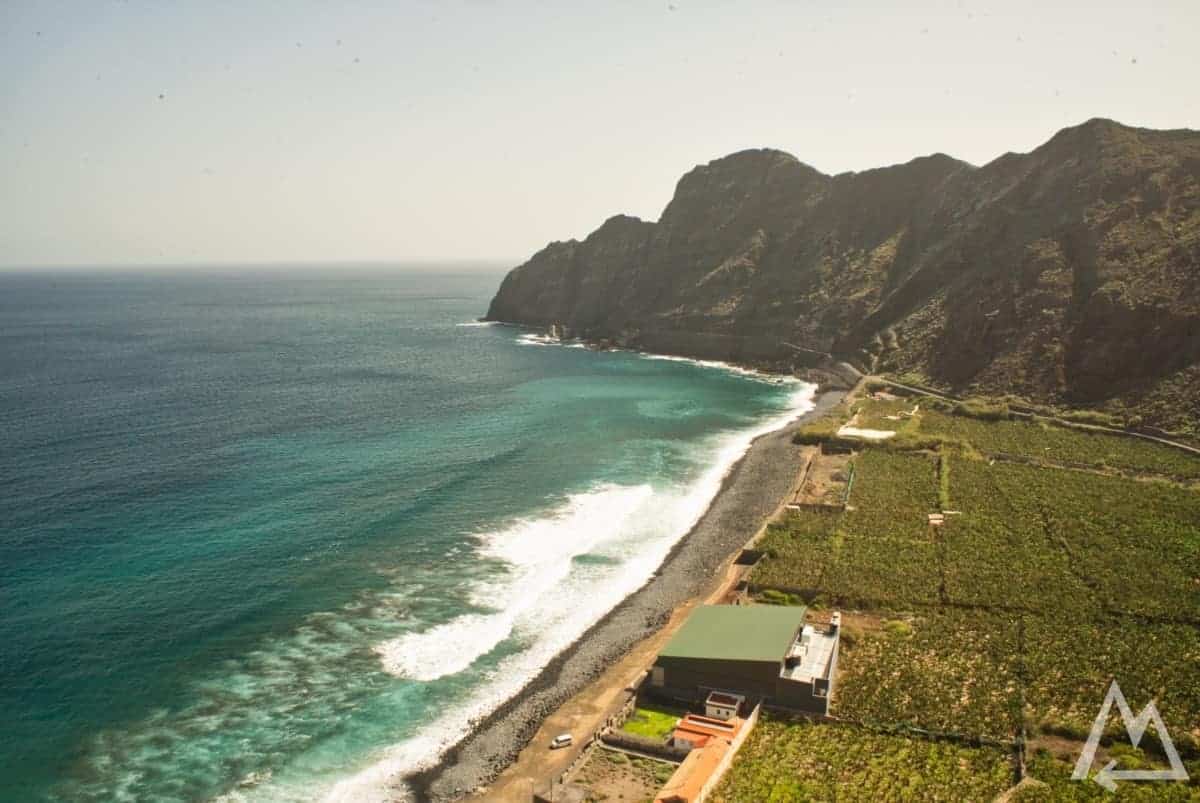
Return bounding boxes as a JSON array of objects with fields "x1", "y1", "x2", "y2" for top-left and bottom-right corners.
[{"x1": 406, "y1": 388, "x2": 845, "y2": 802}]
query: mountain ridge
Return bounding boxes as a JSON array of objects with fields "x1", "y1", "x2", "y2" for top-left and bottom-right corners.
[{"x1": 487, "y1": 119, "x2": 1200, "y2": 433}]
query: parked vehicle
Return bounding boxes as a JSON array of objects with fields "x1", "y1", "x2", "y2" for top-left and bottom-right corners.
[{"x1": 549, "y1": 733, "x2": 573, "y2": 749}]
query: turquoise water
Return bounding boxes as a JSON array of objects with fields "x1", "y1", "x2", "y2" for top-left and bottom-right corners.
[{"x1": 0, "y1": 268, "x2": 812, "y2": 802}]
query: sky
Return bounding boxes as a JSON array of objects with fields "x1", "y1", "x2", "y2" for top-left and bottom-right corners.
[{"x1": 1, "y1": 1, "x2": 1198, "y2": 269}]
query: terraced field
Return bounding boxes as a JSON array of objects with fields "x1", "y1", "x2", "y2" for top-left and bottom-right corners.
[
  {"x1": 834, "y1": 609, "x2": 1023, "y2": 739},
  {"x1": 754, "y1": 451, "x2": 943, "y2": 607},
  {"x1": 1023, "y1": 614, "x2": 1200, "y2": 738},
  {"x1": 732, "y1": 397, "x2": 1200, "y2": 800},
  {"x1": 940, "y1": 457, "x2": 1094, "y2": 612},
  {"x1": 1015, "y1": 750, "x2": 1200, "y2": 801},
  {"x1": 919, "y1": 409, "x2": 1200, "y2": 480},
  {"x1": 712, "y1": 718, "x2": 1013, "y2": 803}
]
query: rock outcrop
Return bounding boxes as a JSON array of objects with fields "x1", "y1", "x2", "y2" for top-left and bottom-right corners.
[{"x1": 487, "y1": 119, "x2": 1200, "y2": 432}]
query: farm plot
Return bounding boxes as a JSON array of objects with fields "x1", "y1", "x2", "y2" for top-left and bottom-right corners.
[
  {"x1": 1016, "y1": 749, "x2": 1200, "y2": 801},
  {"x1": 987, "y1": 461, "x2": 1200, "y2": 621},
  {"x1": 918, "y1": 410, "x2": 1200, "y2": 480},
  {"x1": 711, "y1": 718, "x2": 1014, "y2": 803},
  {"x1": 752, "y1": 512, "x2": 941, "y2": 609},
  {"x1": 939, "y1": 457, "x2": 1097, "y2": 612},
  {"x1": 816, "y1": 536, "x2": 942, "y2": 608},
  {"x1": 839, "y1": 450, "x2": 938, "y2": 540},
  {"x1": 833, "y1": 609, "x2": 1023, "y2": 740},
  {"x1": 756, "y1": 404, "x2": 1199, "y2": 789},
  {"x1": 752, "y1": 511, "x2": 838, "y2": 593},
  {"x1": 806, "y1": 450, "x2": 941, "y2": 607},
  {"x1": 854, "y1": 396, "x2": 921, "y2": 431},
  {"x1": 1022, "y1": 613, "x2": 1200, "y2": 741}
]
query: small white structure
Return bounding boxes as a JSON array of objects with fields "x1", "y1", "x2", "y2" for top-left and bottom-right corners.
[
  {"x1": 704, "y1": 691, "x2": 745, "y2": 721},
  {"x1": 836, "y1": 425, "x2": 896, "y2": 441}
]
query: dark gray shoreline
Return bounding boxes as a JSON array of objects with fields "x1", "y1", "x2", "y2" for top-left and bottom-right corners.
[{"x1": 407, "y1": 387, "x2": 845, "y2": 802}]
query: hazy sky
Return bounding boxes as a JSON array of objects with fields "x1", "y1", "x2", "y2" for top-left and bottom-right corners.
[{"x1": 2, "y1": 1, "x2": 1197, "y2": 268}]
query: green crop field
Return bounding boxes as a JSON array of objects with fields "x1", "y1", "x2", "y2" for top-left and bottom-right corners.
[
  {"x1": 817, "y1": 534, "x2": 942, "y2": 608},
  {"x1": 939, "y1": 456, "x2": 1200, "y2": 619},
  {"x1": 834, "y1": 609, "x2": 1023, "y2": 739},
  {"x1": 758, "y1": 412, "x2": 1200, "y2": 619},
  {"x1": 1015, "y1": 749, "x2": 1200, "y2": 801},
  {"x1": 734, "y1": 395, "x2": 1200, "y2": 798},
  {"x1": 1022, "y1": 614, "x2": 1200, "y2": 739},
  {"x1": 839, "y1": 450, "x2": 938, "y2": 540},
  {"x1": 940, "y1": 457, "x2": 1095, "y2": 612},
  {"x1": 918, "y1": 410, "x2": 1200, "y2": 480},
  {"x1": 1017, "y1": 465, "x2": 1200, "y2": 621},
  {"x1": 752, "y1": 511, "x2": 838, "y2": 594},
  {"x1": 753, "y1": 510, "x2": 942, "y2": 609},
  {"x1": 711, "y1": 718, "x2": 1013, "y2": 803},
  {"x1": 835, "y1": 608, "x2": 1200, "y2": 745},
  {"x1": 752, "y1": 451, "x2": 943, "y2": 608}
]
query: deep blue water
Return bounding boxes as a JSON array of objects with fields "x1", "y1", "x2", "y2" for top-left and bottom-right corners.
[{"x1": 0, "y1": 268, "x2": 811, "y2": 802}]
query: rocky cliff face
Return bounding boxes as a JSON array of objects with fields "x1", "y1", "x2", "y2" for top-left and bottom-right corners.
[{"x1": 487, "y1": 120, "x2": 1200, "y2": 432}]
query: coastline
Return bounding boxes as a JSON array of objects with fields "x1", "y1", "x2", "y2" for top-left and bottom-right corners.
[{"x1": 407, "y1": 384, "x2": 845, "y2": 802}]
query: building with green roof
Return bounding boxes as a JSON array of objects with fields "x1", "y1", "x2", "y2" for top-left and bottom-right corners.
[{"x1": 648, "y1": 605, "x2": 840, "y2": 715}]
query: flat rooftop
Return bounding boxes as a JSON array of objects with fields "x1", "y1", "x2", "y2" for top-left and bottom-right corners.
[
  {"x1": 781, "y1": 624, "x2": 837, "y2": 682},
  {"x1": 706, "y1": 691, "x2": 743, "y2": 706},
  {"x1": 658, "y1": 605, "x2": 806, "y2": 663}
]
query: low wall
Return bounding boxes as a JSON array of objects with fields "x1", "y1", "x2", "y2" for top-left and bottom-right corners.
[
  {"x1": 695, "y1": 703, "x2": 762, "y2": 803},
  {"x1": 877, "y1": 376, "x2": 1200, "y2": 456},
  {"x1": 600, "y1": 729, "x2": 691, "y2": 762}
]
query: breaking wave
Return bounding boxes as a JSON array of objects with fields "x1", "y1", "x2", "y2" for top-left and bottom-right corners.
[
  {"x1": 52, "y1": 338, "x2": 815, "y2": 803},
  {"x1": 506, "y1": 329, "x2": 785, "y2": 381},
  {"x1": 328, "y1": 379, "x2": 816, "y2": 801}
]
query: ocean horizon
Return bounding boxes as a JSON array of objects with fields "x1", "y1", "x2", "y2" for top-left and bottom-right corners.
[{"x1": 0, "y1": 267, "x2": 813, "y2": 802}]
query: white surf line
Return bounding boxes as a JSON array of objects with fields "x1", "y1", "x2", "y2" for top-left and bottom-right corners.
[
  {"x1": 372, "y1": 484, "x2": 655, "y2": 682},
  {"x1": 634, "y1": 351, "x2": 789, "y2": 383},
  {"x1": 317, "y1": 381, "x2": 817, "y2": 803},
  {"x1": 498, "y1": 326, "x2": 799, "y2": 386}
]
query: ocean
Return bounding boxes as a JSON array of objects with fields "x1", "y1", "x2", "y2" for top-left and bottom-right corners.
[{"x1": 0, "y1": 268, "x2": 814, "y2": 802}]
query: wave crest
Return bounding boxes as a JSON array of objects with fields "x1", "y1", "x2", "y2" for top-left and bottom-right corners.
[
  {"x1": 330, "y1": 382, "x2": 816, "y2": 801},
  {"x1": 372, "y1": 484, "x2": 653, "y2": 682}
]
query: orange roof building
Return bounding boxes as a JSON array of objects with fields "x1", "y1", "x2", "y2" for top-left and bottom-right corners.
[
  {"x1": 670, "y1": 713, "x2": 740, "y2": 750},
  {"x1": 653, "y1": 738, "x2": 730, "y2": 803}
]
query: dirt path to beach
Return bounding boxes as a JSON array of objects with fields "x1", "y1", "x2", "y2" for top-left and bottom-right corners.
[{"x1": 409, "y1": 389, "x2": 845, "y2": 802}]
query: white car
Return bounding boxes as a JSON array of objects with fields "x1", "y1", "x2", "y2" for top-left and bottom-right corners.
[{"x1": 549, "y1": 733, "x2": 573, "y2": 749}]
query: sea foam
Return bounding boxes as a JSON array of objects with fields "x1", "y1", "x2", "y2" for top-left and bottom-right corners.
[
  {"x1": 125, "y1": 340, "x2": 816, "y2": 803},
  {"x1": 372, "y1": 484, "x2": 653, "y2": 682},
  {"x1": 512, "y1": 329, "x2": 784, "y2": 382},
  {"x1": 324, "y1": 376, "x2": 816, "y2": 802}
]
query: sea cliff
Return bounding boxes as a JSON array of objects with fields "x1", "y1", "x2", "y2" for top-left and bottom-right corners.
[{"x1": 488, "y1": 119, "x2": 1200, "y2": 434}]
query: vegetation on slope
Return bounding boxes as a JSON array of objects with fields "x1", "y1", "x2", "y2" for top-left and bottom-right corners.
[{"x1": 490, "y1": 119, "x2": 1200, "y2": 433}]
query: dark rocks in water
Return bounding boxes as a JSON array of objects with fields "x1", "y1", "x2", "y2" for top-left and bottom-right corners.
[{"x1": 488, "y1": 119, "x2": 1200, "y2": 433}]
